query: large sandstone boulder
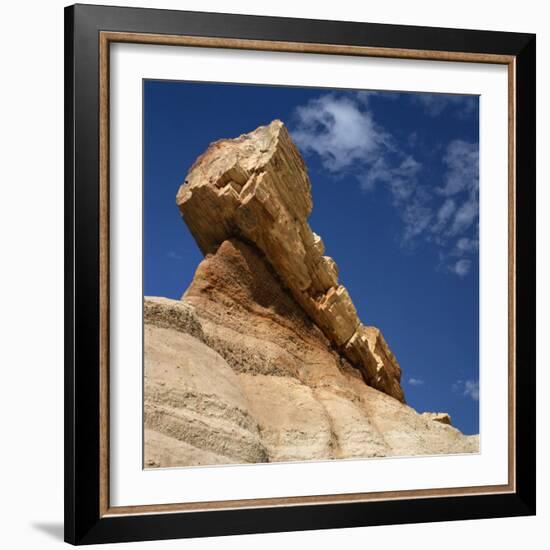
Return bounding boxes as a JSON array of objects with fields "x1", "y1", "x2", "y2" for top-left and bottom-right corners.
[{"x1": 176, "y1": 120, "x2": 403, "y2": 401}]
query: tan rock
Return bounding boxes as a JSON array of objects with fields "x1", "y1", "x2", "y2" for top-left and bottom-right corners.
[
  {"x1": 239, "y1": 374, "x2": 335, "y2": 462},
  {"x1": 176, "y1": 120, "x2": 404, "y2": 401},
  {"x1": 144, "y1": 324, "x2": 267, "y2": 467},
  {"x1": 143, "y1": 238, "x2": 478, "y2": 467},
  {"x1": 422, "y1": 412, "x2": 453, "y2": 426}
]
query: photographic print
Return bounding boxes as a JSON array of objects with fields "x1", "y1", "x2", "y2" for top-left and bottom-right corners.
[
  {"x1": 143, "y1": 81, "x2": 480, "y2": 469},
  {"x1": 65, "y1": 7, "x2": 535, "y2": 542}
]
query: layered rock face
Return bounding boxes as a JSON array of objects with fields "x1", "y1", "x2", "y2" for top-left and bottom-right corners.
[
  {"x1": 176, "y1": 120, "x2": 403, "y2": 401},
  {"x1": 143, "y1": 120, "x2": 479, "y2": 468},
  {"x1": 144, "y1": 240, "x2": 478, "y2": 466}
]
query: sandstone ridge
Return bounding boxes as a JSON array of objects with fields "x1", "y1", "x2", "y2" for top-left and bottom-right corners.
[
  {"x1": 176, "y1": 120, "x2": 404, "y2": 401},
  {"x1": 144, "y1": 238, "x2": 479, "y2": 467}
]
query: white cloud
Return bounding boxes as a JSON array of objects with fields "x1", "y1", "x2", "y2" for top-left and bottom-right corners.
[
  {"x1": 455, "y1": 237, "x2": 479, "y2": 254},
  {"x1": 402, "y1": 197, "x2": 433, "y2": 241},
  {"x1": 408, "y1": 377, "x2": 425, "y2": 387},
  {"x1": 431, "y1": 198, "x2": 456, "y2": 234},
  {"x1": 292, "y1": 94, "x2": 388, "y2": 172},
  {"x1": 464, "y1": 380, "x2": 479, "y2": 401},
  {"x1": 363, "y1": 156, "x2": 429, "y2": 244},
  {"x1": 290, "y1": 92, "x2": 479, "y2": 277},
  {"x1": 414, "y1": 94, "x2": 477, "y2": 118},
  {"x1": 167, "y1": 251, "x2": 183, "y2": 260},
  {"x1": 448, "y1": 198, "x2": 478, "y2": 236},
  {"x1": 432, "y1": 140, "x2": 479, "y2": 273},
  {"x1": 292, "y1": 93, "x2": 429, "y2": 246},
  {"x1": 438, "y1": 140, "x2": 479, "y2": 197},
  {"x1": 355, "y1": 90, "x2": 400, "y2": 106},
  {"x1": 453, "y1": 379, "x2": 479, "y2": 401},
  {"x1": 451, "y1": 258, "x2": 472, "y2": 277},
  {"x1": 360, "y1": 155, "x2": 421, "y2": 197},
  {"x1": 354, "y1": 90, "x2": 377, "y2": 106},
  {"x1": 438, "y1": 198, "x2": 457, "y2": 224}
]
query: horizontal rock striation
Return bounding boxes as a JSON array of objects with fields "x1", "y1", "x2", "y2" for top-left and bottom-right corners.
[
  {"x1": 144, "y1": 324, "x2": 267, "y2": 466},
  {"x1": 176, "y1": 120, "x2": 404, "y2": 401}
]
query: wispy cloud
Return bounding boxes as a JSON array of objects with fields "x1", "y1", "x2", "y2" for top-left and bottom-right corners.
[
  {"x1": 408, "y1": 377, "x2": 425, "y2": 387},
  {"x1": 464, "y1": 380, "x2": 480, "y2": 401},
  {"x1": 292, "y1": 94, "x2": 391, "y2": 173},
  {"x1": 451, "y1": 258, "x2": 472, "y2": 277},
  {"x1": 455, "y1": 237, "x2": 479, "y2": 254},
  {"x1": 435, "y1": 140, "x2": 479, "y2": 272},
  {"x1": 290, "y1": 92, "x2": 479, "y2": 276},
  {"x1": 453, "y1": 379, "x2": 479, "y2": 401},
  {"x1": 431, "y1": 198, "x2": 456, "y2": 235},
  {"x1": 438, "y1": 140, "x2": 479, "y2": 197},
  {"x1": 360, "y1": 156, "x2": 421, "y2": 198},
  {"x1": 414, "y1": 93, "x2": 477, "y2": 118},
  {"x1": 167, "y1": 250, "x2": 183, "y2": 260}
]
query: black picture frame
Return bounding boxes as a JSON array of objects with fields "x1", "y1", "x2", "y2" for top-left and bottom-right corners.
[{"x1": 65, "y1": 3, "x2": 536, "y2": 545}]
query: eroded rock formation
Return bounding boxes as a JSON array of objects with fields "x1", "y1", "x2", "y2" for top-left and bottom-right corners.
[
  {"x1": 176, "y1": 120, "x2": 403, "y2": 401},
  {"x1": 143, "y1": 120, "x2": 479, "y2": 468},
  {"x1": 144, "y1": 241, "x2": 478, "y2": 466}
]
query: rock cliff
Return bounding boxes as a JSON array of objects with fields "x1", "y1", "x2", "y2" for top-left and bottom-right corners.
[{"x1": 143, "y1": 121, "x2": 479, "y2": 468}]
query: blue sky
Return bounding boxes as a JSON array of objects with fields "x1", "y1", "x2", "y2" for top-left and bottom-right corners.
[{"x1": 144, "y1": 80, "x2": 479, "y2": 435}]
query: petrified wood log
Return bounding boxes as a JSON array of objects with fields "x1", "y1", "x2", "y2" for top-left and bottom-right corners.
[{"x1": 176, "y1": 120, "x2": 404, "y2": 402}]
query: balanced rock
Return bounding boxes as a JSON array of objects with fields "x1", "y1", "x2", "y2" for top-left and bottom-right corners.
[{"x1": 176, "y1": 120, "x2": 404, "y2": 402}]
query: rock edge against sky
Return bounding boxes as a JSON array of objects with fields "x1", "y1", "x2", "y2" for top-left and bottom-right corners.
[{"x1": 144, "y1": 121, "x2": 479, "y2": 468}]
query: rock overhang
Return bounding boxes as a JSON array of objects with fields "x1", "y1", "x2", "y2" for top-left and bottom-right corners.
[{"x1": 176, "y1": 119, "x2": 405, "y2": 402}]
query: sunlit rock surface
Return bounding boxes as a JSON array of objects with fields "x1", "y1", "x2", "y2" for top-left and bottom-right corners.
[
  {"x1": 144, "y1": 242, "x2": 478, "y2": 468},
  {"x1": 176, "y1": 120, "x2": 404, "y2": 401}
]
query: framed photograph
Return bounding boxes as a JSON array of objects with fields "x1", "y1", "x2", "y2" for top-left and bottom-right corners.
[{"x1": 64, "y1": 3, "x2": 536, "y2": 545}]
